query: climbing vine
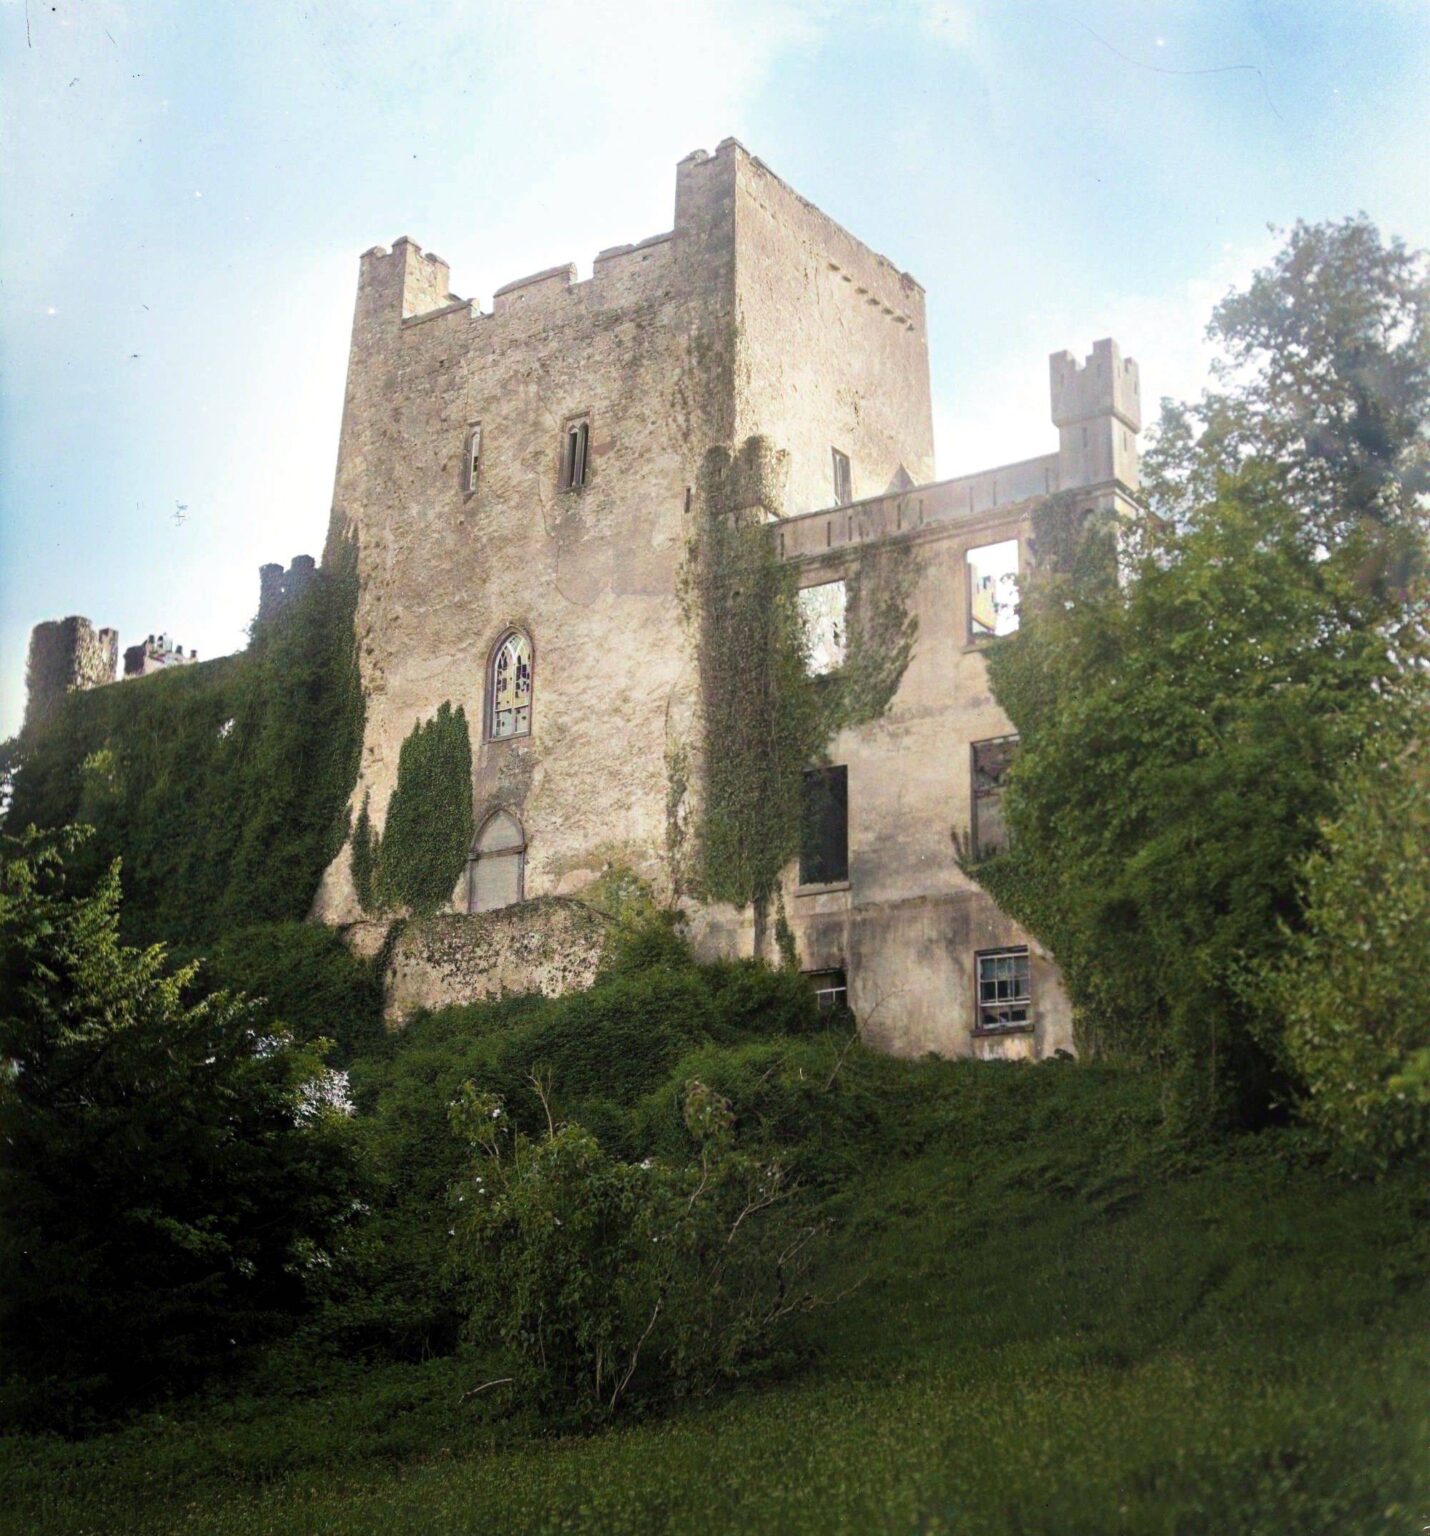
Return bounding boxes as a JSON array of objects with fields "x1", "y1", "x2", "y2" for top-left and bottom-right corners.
[
  {"x1": 355, "y1": 702, "x2": 474, "y2": 916},
  {"x1": 686, "y1": 441, "x2": 919, "y2": 936},
  {"x1": 2, "y1": 539, "x2": 365, "y2": 947}
]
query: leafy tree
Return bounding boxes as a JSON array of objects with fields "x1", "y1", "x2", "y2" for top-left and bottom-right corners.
[
  {"x1": 974, "y1": 217, "x2": 1429, "y2": 1131},
  {"x1": 1265, "y1": 722, "x2": 1430, "y2": 1168},
  {"x1": 0, "y1": 829, "x2": 358, "y2": 1428}
]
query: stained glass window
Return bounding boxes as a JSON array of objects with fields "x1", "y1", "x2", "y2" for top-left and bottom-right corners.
[{"x1": 489, "y1": 631, "x2": 532, "y2": 739}]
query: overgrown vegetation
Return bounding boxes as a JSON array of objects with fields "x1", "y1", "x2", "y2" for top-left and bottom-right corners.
[
  {"x1": 0, "y1": 829, "x2": 360, "y2": 1432},
  {"x1": 971, "y1": 216, "x2": 1430, "y2": 1138},
  {"x1": 1, "y1": 543, "x2": 364, "y2": 949},
  {"x1": 687, "y1": 442, "x2": 918, "y2": 929},
  {"x1": 351, "y1": 702, "x2": 474, "y2": 915}
]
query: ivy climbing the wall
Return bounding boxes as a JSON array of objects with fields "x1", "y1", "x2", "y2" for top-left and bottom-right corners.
[
  {"x1": 352, "y1": 702, "x2": 474, "y2": 916},
  {"x1": 2, "y1": 542, "x2": 365, "y2": 947},
  {"x1": 687, "y1": 442, "x2": 918, "y2": 940}
]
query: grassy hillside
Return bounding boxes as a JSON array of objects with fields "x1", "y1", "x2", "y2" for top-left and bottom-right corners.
[{"x1": 5, "y1": 1027, "x2": 1425, "y2": 1535}]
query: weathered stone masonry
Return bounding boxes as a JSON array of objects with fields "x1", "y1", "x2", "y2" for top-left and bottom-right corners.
[{"x1": 313, "y1": 139, "x2": 1142, "y2": 1058}]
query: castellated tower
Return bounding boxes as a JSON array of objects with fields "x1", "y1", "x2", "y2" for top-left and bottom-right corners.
[
  {"x1": 24, "y1": 617, "x2": 118, "y2": 729},
  {"x1": 1050, "y1": 337, "x2": 1142, "y2": 491},
  {"x1": 314, "y1": 139, "x2": 934, "y2": 925}
]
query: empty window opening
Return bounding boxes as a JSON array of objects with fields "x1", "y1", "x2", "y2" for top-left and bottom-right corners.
[
  {"x1": 800, "y1": 765, "x2": 849, "y2": 886},
  {"x1": 465, "y1": 424, "x2": 482, "y2": 492},
  {"x1": 469, "y1": 810, "x2": 525, "y2": 914},
  {"x1": 798, "y1": 580, "x2": 847, "y2": 676},
  {"x1": 805, "y1": 968, "x2": 849, "y2": 1014},
  {"x1": 831, "y1": 447, "x2": 852, "y2": 507},
  {"x1": 971, "y1": 735, "x2": 1017, "y2": 859},
  {"x1": 967, "y1": 538, "x2": 1020, "y2": 638},
  {"x1": 976, "y1": 947, "x2": 1032, "y2": 1033},
  {"x1": 488, "y1": 630, "x2": 533, "y2": 740},
  {"x1": 561, "y1": 418, "x2": 590, "y2": 490}
]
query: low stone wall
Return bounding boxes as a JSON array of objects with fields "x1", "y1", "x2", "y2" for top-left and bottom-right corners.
[{"x1": 357, "y1": 898, "x2": 611, "y2": 1026}]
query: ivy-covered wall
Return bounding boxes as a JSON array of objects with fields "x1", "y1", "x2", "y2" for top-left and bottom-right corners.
[{"x1": 3, "y1": 546, "x2": 364, "y2": 947}]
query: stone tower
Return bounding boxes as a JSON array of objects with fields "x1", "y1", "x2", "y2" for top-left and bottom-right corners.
[
  {"x1": 314, "y1": 139, "x2": 935, "y2": 923},
  {"x1": 24, "y1": 617, "x2": 118, "y2": 729}
]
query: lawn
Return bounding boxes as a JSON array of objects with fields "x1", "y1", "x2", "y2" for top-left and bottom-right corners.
[{"x1": 4, "y1": 1061, "x2": 1426, "y2": 1534}]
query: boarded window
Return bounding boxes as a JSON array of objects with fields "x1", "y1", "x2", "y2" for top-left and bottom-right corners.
[
  {"x1": 489, "y1": 631, "x2": 532, "y2": 739},
  {"x1": 798, "y1": 579, "x2": 847, "y2": 676},
  {"x1": 561, "y1": 418, "x2": 590, "y2": 490},
  {"x1": 967, "y1": 538, "x2": 1020, "y2": 638},
  {"x1": 470, "y1": 810, "x2": 525, "y2": 913},
  {"x1": 800, "y1": 765, "x2": 849, "y2": 886},
  {"x1": 465, "y1": 424, "x2": 482, "y2": 492},
  {"x1": 831, "y1": 447, "x2": 852, "y2": 507},
  {"x1": 971, "y1": 735, "x2": 1017, "y2": 859},
  {"x1": 975, "y1": 947, "x2": 1031, "y2": 1032}
]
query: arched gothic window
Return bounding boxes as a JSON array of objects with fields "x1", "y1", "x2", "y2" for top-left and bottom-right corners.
[
  {"x1": 469, "y1": 810, "x2": 526, "y2": 913},
  {"x1": 488, "y1": 630, "x2": 532, "y2": 740}
]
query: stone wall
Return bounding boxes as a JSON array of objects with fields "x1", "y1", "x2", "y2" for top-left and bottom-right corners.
[
  {"x1": 376, "y1": 898, "x2": 611, "y2": 1026},
  {"x1": 24, "y1": 616, "x2": 118, "y2": 729}
]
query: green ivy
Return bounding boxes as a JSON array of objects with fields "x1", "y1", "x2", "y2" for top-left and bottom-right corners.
[
  {"x1": 2, "y1": 542, "x2": 364, "y2": 947},
  {"x1": 362, "y1": 703, "x2": 473, "y2": 916}
]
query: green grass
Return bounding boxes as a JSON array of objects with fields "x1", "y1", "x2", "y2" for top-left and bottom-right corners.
[{"x1": 5, "y1": 1059, "x2": 1426, "y2": 1535}]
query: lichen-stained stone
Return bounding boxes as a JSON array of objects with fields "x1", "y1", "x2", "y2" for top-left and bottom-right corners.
[{"x1": 380, "y1": 899, "x2": 611, "y2": 1027}]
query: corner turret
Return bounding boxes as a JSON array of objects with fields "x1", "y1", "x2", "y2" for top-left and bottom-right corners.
[{"x1": 1050, "y1": 338, "x2": 1141, "y2": 491}]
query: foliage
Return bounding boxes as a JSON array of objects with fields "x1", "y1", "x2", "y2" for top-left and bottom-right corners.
[
  {"x1": 5, "y1": 1057, "x2": 1426, "y2": 1534},
  {"x1": 449, "y1": 1077, "x2": 822, "y2": 1422},
  {"x1": 974, "y1": 218, "x2": 1430, "y2": 1132},
  {"x1": 0, "y1": 828, "x2": 359, "y2": 1430},
  {"x1": 690, "y1": 488, "x2": 824, "y2": 914},
  {"x1": 1265, "y1": 727, "x2": 1430, "y2": 1168},
  {"x1": 2, "y1": 546, "x2": 364, "y2": 948},
  {"x1": 687, "y1": 453, "x2": 918, "y2": 931},
  {"x1": 174, "y1": 921, "x2": 384, "y2": 1066},
  {"x1": 358, "y1": 702, "x2": 474, "y2": 915}
]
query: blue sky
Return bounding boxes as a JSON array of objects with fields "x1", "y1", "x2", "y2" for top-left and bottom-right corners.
[{"x1": 3, "y1": 0, "x2": 1427, "y2": 736}]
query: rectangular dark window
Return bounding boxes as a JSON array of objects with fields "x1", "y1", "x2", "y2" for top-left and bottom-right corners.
[
  {"x1": 800, "y1": 765, "x2": 848, "y2": 886},
  {"x1": 561, "y1": 419, "x2": 589, "y2": 490},
  {"x1": 971, "y1": 735, "x2": 1017, "y2": 860},
  {"x1": 805, "y1": 968, "x2": 848, "y2": 1013},
  {"x1": 975, "y1": 947, "x2": 1031, "y2": 1033},
  {"x1": 831, "y1": 447, "x2": 852, "y2": 507}
]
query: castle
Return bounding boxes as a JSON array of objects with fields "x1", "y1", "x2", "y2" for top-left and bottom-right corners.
[{"x1": 312, "y1": 140, "x2": 1141, "y2": 1059}]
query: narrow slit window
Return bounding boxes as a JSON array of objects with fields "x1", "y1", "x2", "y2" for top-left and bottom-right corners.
[
  {"x1": 561, "y1": 418, "x2": 590, "y2": 491},
  {"x1": 465, "y1": 424, "x2": 482, "y2": 493},
  {"x1": 831, "y1": 447, "x2": 852, "y2": 507},
  {"x1": 975, "y1": 947, "x2": 1032, "y2": 1033},
  {"x1": 967, "y1": 538, "x2": 1020, "y2": 638}
]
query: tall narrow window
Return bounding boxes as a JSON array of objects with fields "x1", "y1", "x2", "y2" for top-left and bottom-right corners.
[
  {"x1": 798, "y1": 579, "x2": 847, "y2": 676},
  {"x1": 469, "y1": 810, "x2": 525, "y2": 913},
  {"x1": 966, "y1": 538, "x2": 1020, "y2": 639},
  {"x1": 971, "y1": 735, "x2": 1017, "y2": 859},
  {"x1": 975, "y1": 947, "x2": 1032, "y2": 1033},
  {"x1": 488, "y1": 630, "x2": 533, "y2": 740},
  {"x1": 464, "y1": 424, "x2": 482, "y2": 493},
  {"x1": 831, "y1": 447, "x2": 852, "y2": 507},
  {"x1": 561, "y1": 418, "x2": 590, "y2": 491},
  {"x1": 800, "y1": 765, "x2": 849, "y2": 886}
]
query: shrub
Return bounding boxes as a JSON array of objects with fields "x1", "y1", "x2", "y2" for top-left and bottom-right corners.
[
  {"x1": 449, "y1": 1078, "x2": 824, "y2": 1422},
  {"x1": 1267, "y1": 735, "x2": 1430, "y2": 1167}
]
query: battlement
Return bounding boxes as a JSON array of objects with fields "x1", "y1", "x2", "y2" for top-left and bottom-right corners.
[
  {"x1": 123, "y1": 633, "x2": 199, "y2": 678},
  {"x1": 1050, "y1": 337, "x2": 1141, "y2": 432}
]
